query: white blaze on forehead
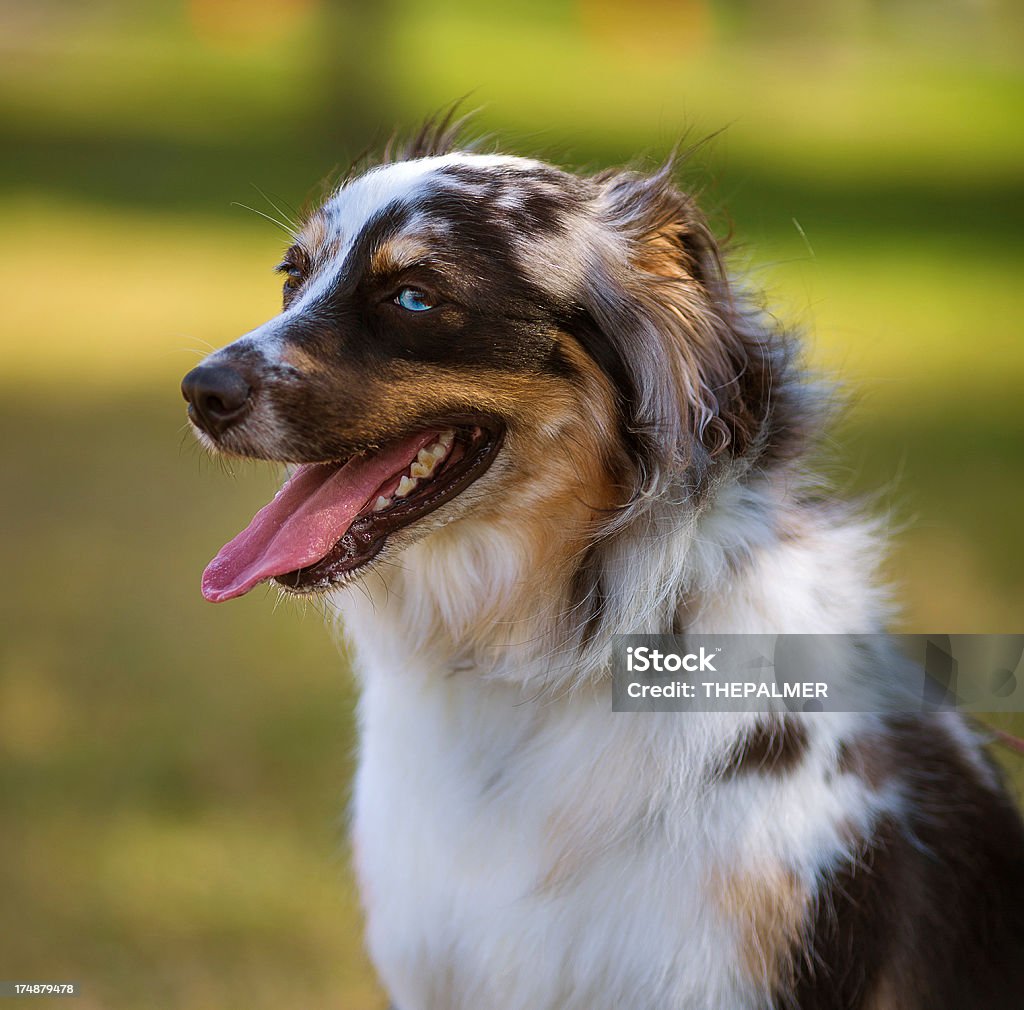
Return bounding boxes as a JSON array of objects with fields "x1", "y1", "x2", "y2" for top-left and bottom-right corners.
[{"x1": 289, "y1": 152, "x2": 546, "y2": 315}]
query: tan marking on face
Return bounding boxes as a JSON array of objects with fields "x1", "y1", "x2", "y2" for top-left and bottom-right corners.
[
  {"x1": 506, "y1": 335, "x2": 625, "y2": 582},
  {"x1": 710, "y1": 863, "x2": 809, "y2": 992},
  {"x1": 369, "y1": 233, "x2": 434, "y2": 276},
  {"x1": 332, "y1": 362, "x2": 578, "y2": 448},
  {"x1": 376, "y1": 336, "x2": 625, "y2": 532},
  {"x1": 347, "y1": 338, "x2": 624, "y2": 499}
]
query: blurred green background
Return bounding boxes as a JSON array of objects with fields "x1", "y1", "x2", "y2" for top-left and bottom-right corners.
[{"x1": 1, "y1": 1, "x2": 1022, "y2": 1006}]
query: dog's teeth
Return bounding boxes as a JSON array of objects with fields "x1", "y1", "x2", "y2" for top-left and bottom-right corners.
[
  {"x1": 373, "y1": 496, "x2": 390, "y2": 512},
  {"x1": 396, "y1": 476, "x2": 418, "y2": 498},
  {"x1": 410, "y1": 461, "x2": 432, "y2": 478},
  {"x1": 424, "y1": 435, "x2": 452, "y2": 459}
]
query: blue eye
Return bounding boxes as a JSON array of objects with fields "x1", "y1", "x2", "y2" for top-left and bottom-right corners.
[{"x1": 394, "y1": 288, "x2": 434, "y2": 312}]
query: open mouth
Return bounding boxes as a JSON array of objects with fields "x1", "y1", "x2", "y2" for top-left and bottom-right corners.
[{"x1": 201, "y1": 423, "x2": 503, "y2": 602}]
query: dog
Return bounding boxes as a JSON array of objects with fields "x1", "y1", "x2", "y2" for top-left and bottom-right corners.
[{"x1": 183, "y1": 119, "x2": 1024, "y2": 1009}]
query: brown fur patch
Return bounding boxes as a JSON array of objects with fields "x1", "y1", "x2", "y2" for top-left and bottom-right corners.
[
  {"x1": 369, "y1": 234, "x2": 433, "y2": 276},
  {"x1": 721, "y1": 715, "x2": 809, "y2": 777},
  {"x1": 374, "y1": 335, "x2": 625, "y2": 537},
  {"x1": 711, "y1": 863, "x2": 809, "y2": 991}
]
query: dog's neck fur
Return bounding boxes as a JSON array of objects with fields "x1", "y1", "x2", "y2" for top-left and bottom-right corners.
[{"x1": 338, "y1": 463, "x2": 888, "y2": 691}]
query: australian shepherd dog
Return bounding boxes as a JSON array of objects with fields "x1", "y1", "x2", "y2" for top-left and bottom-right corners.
[{"x1": 183, "y1": 119, "x2": 1024, "y2": 1009}]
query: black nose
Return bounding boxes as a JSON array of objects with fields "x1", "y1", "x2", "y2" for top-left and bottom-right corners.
[{"x1": 181, "y1": 364, "x2": 253, "y2": 437}]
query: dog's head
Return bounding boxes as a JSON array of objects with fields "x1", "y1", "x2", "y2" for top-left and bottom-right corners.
[{"x1": 185, "y1": 128, "x2": 803, "y2": 609}]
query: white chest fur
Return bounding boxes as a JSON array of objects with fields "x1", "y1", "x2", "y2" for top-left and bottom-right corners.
[
  {"x1": 354, "y1": 656, "x2": 722, "y2": 1010},
  {"x1": 345, "y1": 625, "x2": 888, "y2": 1010}
]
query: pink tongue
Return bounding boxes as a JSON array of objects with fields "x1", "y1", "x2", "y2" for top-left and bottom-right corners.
[{"x1": 202, "y1": 430, "x2": 439, "y2": 602}]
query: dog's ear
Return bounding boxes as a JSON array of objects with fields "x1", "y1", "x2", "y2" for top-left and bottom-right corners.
[{"x1": 582, "y1": 160, "x2": 789, "y2": 486}]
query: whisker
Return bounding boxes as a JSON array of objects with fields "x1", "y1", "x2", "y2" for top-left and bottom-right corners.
[
  {"x1": 250, "y1": 183, "x2": 300, "y2": 232},
  {"x1": 231, "y1": 201, "x2": 297, "y2": 237}
]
